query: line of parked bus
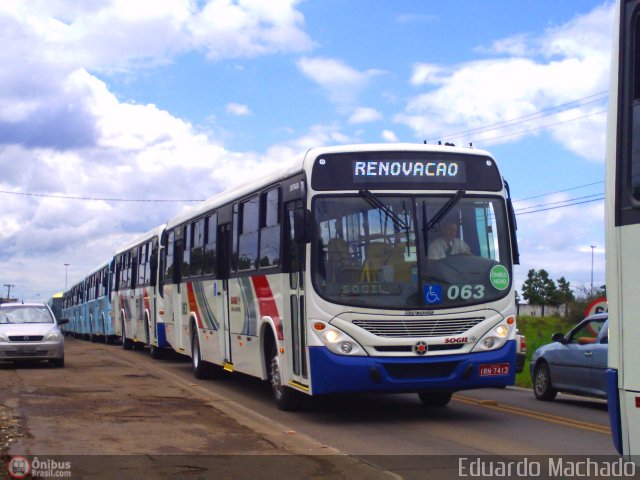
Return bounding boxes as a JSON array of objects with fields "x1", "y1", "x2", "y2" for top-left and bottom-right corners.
[{"x1": 60, "y1": 143, "x2": 520, "y2": 411}]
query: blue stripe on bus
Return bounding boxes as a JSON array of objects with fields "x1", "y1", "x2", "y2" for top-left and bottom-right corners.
[
  {"x1": 606, "y1": 368, "x2": 623, "y2": 454},
  {"x1": 156, "y1": 322, "x2": 169, "y2": 348},
  {"x1": 308, "y1": 340, "x2": 516, "y2": 395}
]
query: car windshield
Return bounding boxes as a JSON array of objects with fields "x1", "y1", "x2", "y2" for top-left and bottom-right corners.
[
  {"x1": 0, "y1": 306, "x2": 55, "y2": 324},
  {"x1": 313, "y1": 194, "x2": 513, "y2": 309}
]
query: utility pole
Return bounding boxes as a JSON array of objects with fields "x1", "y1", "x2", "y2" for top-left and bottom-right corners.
[
  {"x1": 590, "y1": 245, "x2": 596, "y2": 297},
  {"x1": 4, "y1": 284, "x2": 15, "y2": 300}
]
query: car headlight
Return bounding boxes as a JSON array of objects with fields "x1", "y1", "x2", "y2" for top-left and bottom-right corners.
[
  {"x1": 471, "y1": 323, "x2": 512, "y2": 353},
  {"x1": 0, "y1": 332, "x2": 8, "y2": 342},
  {"x1": 45, "y1": 332, "x2": 61, "y2": 342},
  {"x1": 312, "y1": 322, "x2": 365, "y2": 356}
]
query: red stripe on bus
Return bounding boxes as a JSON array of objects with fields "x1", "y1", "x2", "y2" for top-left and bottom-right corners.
[
  {"x1": 186, "y1": 282, "x2": 204, "y2": 328},
  {"x1": 251, "y1": 275, "x2": 283, "y2": 340},
  {"x1": 143, "y1": 287, "x2": 150, "y2": 313}
]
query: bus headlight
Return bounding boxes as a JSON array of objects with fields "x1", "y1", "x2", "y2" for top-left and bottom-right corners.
[
  {"x1": 472, "y1": 324, "x2": 512, "y2": 352},
  {"x1": 312, "y1": 322, "x2": 365, "y2": 356}
]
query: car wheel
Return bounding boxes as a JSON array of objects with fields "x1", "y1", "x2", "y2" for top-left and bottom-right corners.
[
  {"x1": 268, "y1": 344, "x2": 302, "y2": 411},
  {"x1": 418, "y1": 392, "x2": 452, "y2": 407},
  {"x1": 533, "y1": 363, "x2": 557, "y2": 401},
  {"x1": 51, "y1": 357, "x2": 64, "y2": 368}
]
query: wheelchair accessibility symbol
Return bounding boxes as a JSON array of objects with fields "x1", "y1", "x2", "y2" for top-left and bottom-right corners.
[{"x1": 423, "y1": 284, "x2": 442, "y2": 305}]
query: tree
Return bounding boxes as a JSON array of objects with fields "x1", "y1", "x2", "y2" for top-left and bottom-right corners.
[
  {"x1": 554, "y1": 276, "x2": 575, "y2": 317},
  {"x1": 554, "y1": 277, "x2": 575, "y2": 304},
  {"x1": 521, "y1": 269, "x2": 558, "y2": 316}
]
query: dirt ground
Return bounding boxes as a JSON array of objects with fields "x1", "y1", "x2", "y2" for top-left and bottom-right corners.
[{"x1": 0, "y1": 339, "x2": 393, "y2": 479}]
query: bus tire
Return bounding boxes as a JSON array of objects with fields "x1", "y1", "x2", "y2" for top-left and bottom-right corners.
[
  {"x1": 191, "y1": 330, "x2": 212, "y2": 379},
  {"x1": 150, "y1": 344, "x2": 163, "y2": 359},
  {"x1": 418, "y1": 392, "x2": 452, "y2": 407},
  {"x1": 121, "y1": 321, "x2": 133, "y2": 350},
  {"x1": 269, "y1": 344, "x2": 302, "y2": 411},
  {"x1": 533, "y1": 362, "x2": 557, "y2": 401}
]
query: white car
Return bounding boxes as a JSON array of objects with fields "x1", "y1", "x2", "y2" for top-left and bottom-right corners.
[
  {"x1": 516, "y1": 331, "x2": 526, "y2": 374},
  {"x1": 0, "y1": 303, "x2": 68, "y2": 367}
]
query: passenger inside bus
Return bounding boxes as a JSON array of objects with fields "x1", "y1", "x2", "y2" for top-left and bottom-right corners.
[{"x1": 428, "y1": 222, "x2": 471, "y2": 260}]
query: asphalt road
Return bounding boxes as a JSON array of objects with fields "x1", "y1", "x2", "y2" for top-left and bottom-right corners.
[
  {"x1": 0, "y1": 337, "x2": 622, "y2": 479},
  {"x1": 154, "y1": 348, "x2": 614, "y2": 455}
]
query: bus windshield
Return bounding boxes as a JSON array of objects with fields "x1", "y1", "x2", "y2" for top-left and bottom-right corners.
[{"x1": 313, "y1": 194, "x2": 512, "y2": 309}]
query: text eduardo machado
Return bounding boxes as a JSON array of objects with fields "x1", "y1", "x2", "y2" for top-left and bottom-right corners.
[{"x1": 458, "y1": 456, "x2": 637, "y2": 478}]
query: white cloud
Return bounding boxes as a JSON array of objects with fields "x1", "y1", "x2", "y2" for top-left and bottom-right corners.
[
  {"x1": 191, "y1": 0, "x2": 314, "y2": 61},
  {"x1": 226, "y1": 103, "x2": 252, "y2": 116},
  {"x1": 410, "y1": 63, "x2": 448, "y2": 86},
  {"x1": 0, "y1": 0, "x2": 313, "y2": 74},
  {"x1": 297, "y1": 57, "x2": 385, "y2": 108},
  {"x1": 381, "y1": 130, "x2": 399, "y2": 142},
  {"x1": 396, "y1": 2, "x2": 614, "y2": 162},
  {"x1": 348, "y1": 107, "x2": 382, "y2": 124}
]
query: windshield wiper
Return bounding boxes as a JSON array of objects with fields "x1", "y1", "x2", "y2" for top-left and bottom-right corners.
[
  {"x1": 422, "y1": 189, "x2": 466, "y2": 254},
  {"x1": 425, "y1": 190, "x2": 466, "y2": 231},
  {"x1": 358, "y1": 190, "x2": 409, "y2": 231}
]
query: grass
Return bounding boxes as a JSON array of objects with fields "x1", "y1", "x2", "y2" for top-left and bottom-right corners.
[{"x1": 515, "y1": 315, "x2": 575, "y2": 388}]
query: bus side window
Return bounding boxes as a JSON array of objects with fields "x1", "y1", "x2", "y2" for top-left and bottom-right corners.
[
  {"x1": 203, "y1": 213, "x2": 217, "y2": 277},
  {"x1": 183, "y1": 224, "x2": 192, "y2": 278},
  {"x1": 191, "y1": 218, "x2": 205, "y2": 277},
  {"x1": 260, "y1": 188, "x2": 281, "y2": 268},
  {"x1": 632, "y1": 13, "x2": 640, "y2": 200},
  {"x1": 238, "y1": 196, "x2": 259, "y2": 271},
  {"x1": 164, "y1": 230, "x2": 175, "y2": 282}
]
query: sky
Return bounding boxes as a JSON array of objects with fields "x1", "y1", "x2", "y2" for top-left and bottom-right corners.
[{"x1": 0, "y1": 0, "x2": 613, "y2": 302}]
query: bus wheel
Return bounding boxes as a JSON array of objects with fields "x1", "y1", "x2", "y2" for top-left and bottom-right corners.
[
  {"x1": 149, "y1": 344, "x2": 163, "y2": 359},
  {"x1": 146, "y1": 323, "x2": 163, "y2": 359},
  {"x1": 121, "y1": 322, "x2": 133, "y2": 350},
  {"x1": 418, "y1": 392, "x2": 452, "y2": 407},
  {"x1": 268, "y1": 345, "x2": 302, "y2": 411},
  {"x1": 191, "y1": 331, "x2": 212, "y2": 379},
  {"x1": 533, "y1": 363, "x2": 557, "y2": 401}
]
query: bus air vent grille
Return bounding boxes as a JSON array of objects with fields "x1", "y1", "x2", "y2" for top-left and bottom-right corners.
[{"x1": 352, "y1": 317, "x2": 484, "y2": 337}]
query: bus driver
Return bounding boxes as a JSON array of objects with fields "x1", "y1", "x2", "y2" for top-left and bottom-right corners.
[{"x1": 428, "y1": 222, "x2": 471, "y2": 260}]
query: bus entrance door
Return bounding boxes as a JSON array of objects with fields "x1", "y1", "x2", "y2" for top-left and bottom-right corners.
[
  {"x1": 218, "y1": 222, "x2": 233, "y2": 370},
  {"x1": 285, "y1": 201, "x2": 308, "y2": 389}
]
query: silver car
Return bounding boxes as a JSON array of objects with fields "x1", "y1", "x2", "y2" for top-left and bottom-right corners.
[
  {"x1": 0, "y1": 303, "x2": 68, "y2": 367},
  {"x1": 530, "y1": 313, "x2": 608, "y2": 401}
]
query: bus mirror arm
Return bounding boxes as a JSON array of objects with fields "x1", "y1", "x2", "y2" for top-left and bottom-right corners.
[{"x1": 507, "y1": 198, "x2": 520, "y2": 265}]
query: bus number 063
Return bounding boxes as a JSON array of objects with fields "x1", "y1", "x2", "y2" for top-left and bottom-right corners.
[{"x1": 447, "y1": 285, "x2": 484, "y2": 300}]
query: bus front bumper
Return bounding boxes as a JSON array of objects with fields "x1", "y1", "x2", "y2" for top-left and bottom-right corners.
[{"x1": 308, "y1": 340, "x2": 516, "y2": 395}]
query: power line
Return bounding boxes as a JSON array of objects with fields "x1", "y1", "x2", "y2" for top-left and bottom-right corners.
[
  {"x1": 513, "y1": 181, "x2": 603, "y2": 203},
  {"x1": 515, "y1": 193, "x2": 603, "y2": 213},
  {"x1": 515, "y1": 196, "x2": 603, "y2": 216},
  {"x1": 0, "y1": 189, "x2": 204, "y2": 203},
  {"x1": 434, "y1": 90, "x2": 608, "y2": 143},
  {"x1": 474, "y1": 109, "x2": 607, "y2": 143},
  {"x1": 438, "y1": 91, "x2": 608, "y2": 142}
]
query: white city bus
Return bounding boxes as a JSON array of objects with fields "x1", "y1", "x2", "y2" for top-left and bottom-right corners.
[
  {"x1": 605, "y1": 0, "x2": 640, "y2": 458},
  {"x1": 161, "y1": 143, "x2": 520, "y2": 410},
  {"x1": 111, "y1": 225, "x2": 168, "y2": 358}
]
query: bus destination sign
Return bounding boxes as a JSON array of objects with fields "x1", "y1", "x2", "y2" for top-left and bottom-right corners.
[
  {"x1": 310, "y1": 151, "x2": 503, "y2": 191},
  {"x1": 353, "y1": 159, "x2": 465, "y2": 183}
]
